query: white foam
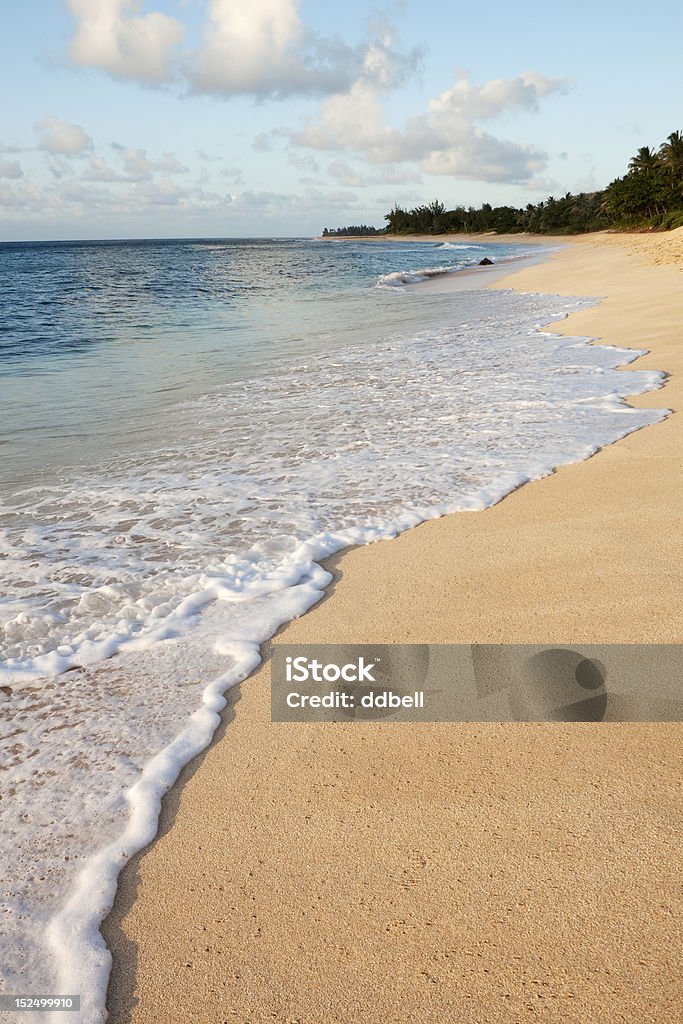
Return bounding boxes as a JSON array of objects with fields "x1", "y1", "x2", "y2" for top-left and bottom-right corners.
[
  {"x1": 435, "y1": 241, "x2": 480, "y2": 250},
  {"x1": 376, "y1": 264, "x2": 458, "y2": 286},
  {"x1": 374, "y1": 247, "x2": 543, "y2": 287},
  {"x1": 0, "y1": 288, "x2": 668, "y2": 1022},
  {"x1": 46, "y1": 641, "x2": 262, "y2": 1024}
]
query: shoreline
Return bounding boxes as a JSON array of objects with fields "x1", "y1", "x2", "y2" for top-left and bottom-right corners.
[
  {"x1": 104, "y1": 229, "x2": 682, "y2": 1022},
  {"x1": 403, "y1": 247, "x2": 562, "y2": 291},
  {"x1": 318, "y1": 230, "x2": 578, "y2": 243}
]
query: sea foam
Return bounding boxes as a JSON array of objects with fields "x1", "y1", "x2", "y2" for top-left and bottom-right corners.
[{"x1": 0, "y1": 285, "x2": 667, "y2": 1022}]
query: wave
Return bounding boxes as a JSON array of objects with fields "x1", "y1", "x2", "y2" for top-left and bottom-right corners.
[
  {"x1": 376, "y1": 264, "x2": 463, "y2": 287},
  {"x1": 435, "y1": 242, "x2": 481, "y2": 250}
]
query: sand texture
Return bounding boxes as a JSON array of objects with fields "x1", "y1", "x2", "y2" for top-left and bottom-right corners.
[{"x1": 104, "y1": 230, "x2": 683, "y2": 1024}]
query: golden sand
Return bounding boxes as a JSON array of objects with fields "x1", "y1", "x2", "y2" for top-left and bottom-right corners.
[{"x1": 104, "y1": 230, "x2": 682, "y2": 1024}]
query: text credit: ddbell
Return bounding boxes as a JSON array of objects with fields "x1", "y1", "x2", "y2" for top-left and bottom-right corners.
[{"x1": 284, "y1": 655, "x2": 425, "y2": 709}]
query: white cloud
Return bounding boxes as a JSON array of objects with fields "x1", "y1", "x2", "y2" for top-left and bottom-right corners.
[
  {"x1": 129, "y1": 178, "x2": 189, "y2": 205},
  {"x1": 427, "y1": 69, "x2": 569, "y2": 122},
  {"x1": 57, "y1": 180, "x2": 113, "y2": 207},
  {"x1": 0, "y1": 159, "x2": 23, "y2": 180},
  {"x1": 65, "y1": 0, "x2": 419, "y2": 99},
  {"x1": 327, "y1": 158, "x2": 419, "y2": 188},
  {"x1": 220, "y1": 166, "x2": 244, "y2": 184},
  {"x1": 290, "y1": 71, "x2": 569, "y2": 184},
  {"x1": 292, "y1": 83, "x2": 390, "y2": 155},
  {"x1": 189, "y1": 0, "x2": 419, "y2": 98},
  {"x1": 420, "y1": 133, "x2": 546, "y2": 182},
  {"x1": 228, "y1": 187, "x2": 357, "y2": 214},
  {"x1": 0, "y1": 182, "x2": 45, "y2": 213},
  {"x1": 35, "y1": 117, "x2": 93, "y2": 156},
  {"x1": 326, "y1": 160, "x2": 367, "y2": 188},
  {"x1": 288, "y1": 151, "x2": 320, "y2": 173},
  {"x1": 46, "y1": 156, "x2": 78, "y2": 180},
  {"x1": 0, "y1": 174, "x2": 362, "y2": 230},
  {"x1": 83, "y1": 155, "x2": 126, "y2": 181},
  {"x1": 190, "y1": 0, "x2": 305, "y2": 95},
  {"x1": 111, "y1": 145, "x2": 189, "y2": 180},
  {"x1": 66, "y1": 0, "x2": 183, "y2": 83}
]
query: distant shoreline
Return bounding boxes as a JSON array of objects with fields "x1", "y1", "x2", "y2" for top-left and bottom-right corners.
[{"x1": 317, "y1": 230, "x2": 584, "y2": 244}]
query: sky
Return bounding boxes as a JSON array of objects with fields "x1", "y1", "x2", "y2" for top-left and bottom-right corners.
[{"x1": 0, "y1": 0, "x2": 681, "y2": 240}]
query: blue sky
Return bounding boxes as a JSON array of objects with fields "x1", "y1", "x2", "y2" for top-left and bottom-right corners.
[{"x1": 0, "y1": 0, "x2": 680, "y2": 240}]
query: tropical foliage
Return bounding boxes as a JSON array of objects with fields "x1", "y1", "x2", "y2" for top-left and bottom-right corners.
[
  {"x1": 321, "y1": 224, "x2": 384, "y2": 236},
  {"x1": 604, "y1": 131, "x2": 683, "y2": 229},
  {"x1": 384, "y1": 193, "x2": 607, "y2": 234},
  {"x1": 323, "y1": 132, "x2": 683, "y2": 236}
]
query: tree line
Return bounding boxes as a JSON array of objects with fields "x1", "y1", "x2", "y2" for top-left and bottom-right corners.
[
  {"x1": 323, "y1": 131, "x2": 683, "y2": 236},
  {"x1": 321, "y1": 224, "x2": 384, "y2": 236}
]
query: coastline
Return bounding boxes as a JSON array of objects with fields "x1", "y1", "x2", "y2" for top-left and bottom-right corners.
[
  {"x1": 105, "y1": 230, "x2": 682, "y2": 1023},
  {"x1": 318, "y1": 230, "x2": 573, "y2": 244}
]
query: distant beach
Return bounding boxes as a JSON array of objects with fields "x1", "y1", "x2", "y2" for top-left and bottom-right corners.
[{"x1": 104, "y1": 229, "x2": 682, "y2": 1023}]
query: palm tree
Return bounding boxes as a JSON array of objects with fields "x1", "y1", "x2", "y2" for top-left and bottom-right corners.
[
  {"x1": 659, "y1": 131, "x2": 683, "y2": 183},
  {"x1": 628, "y1": 146, "x2": 660, "y2": 175},
  {"x1": 659, "y1": 130, "x2": 683, "y2": 162}
]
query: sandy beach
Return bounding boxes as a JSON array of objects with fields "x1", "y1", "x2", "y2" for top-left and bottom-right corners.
[{"x1": 104, "y1": 231, "x2": 682, "y2": 1023}]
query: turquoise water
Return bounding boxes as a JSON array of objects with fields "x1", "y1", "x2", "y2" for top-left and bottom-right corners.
[{"x1": 0, "y1": 236, "x2": 530, "y2": 484}]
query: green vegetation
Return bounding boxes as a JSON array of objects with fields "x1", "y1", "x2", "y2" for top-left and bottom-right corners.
[
  {"x1": 321, "y1": 224, "x2": 384, "y2": 236},
  {"x1": 605, "y1": 132, "x2": 683, "y2": 230},
  {"x1": 384, "y1": 193, "x2": 607, "y2": 235},
  {"x1": 322, "y1": 132, "x2": 683, "y2": 237}
]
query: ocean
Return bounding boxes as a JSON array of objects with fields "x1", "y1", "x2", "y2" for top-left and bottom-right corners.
[{"x1": 0, "y1": 236, "x2": 666, "y2": 1021}]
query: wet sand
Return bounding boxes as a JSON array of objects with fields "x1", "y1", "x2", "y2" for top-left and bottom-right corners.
[{"x1": 105, "y1": 229, "x2": 683, "y2": 1024}]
